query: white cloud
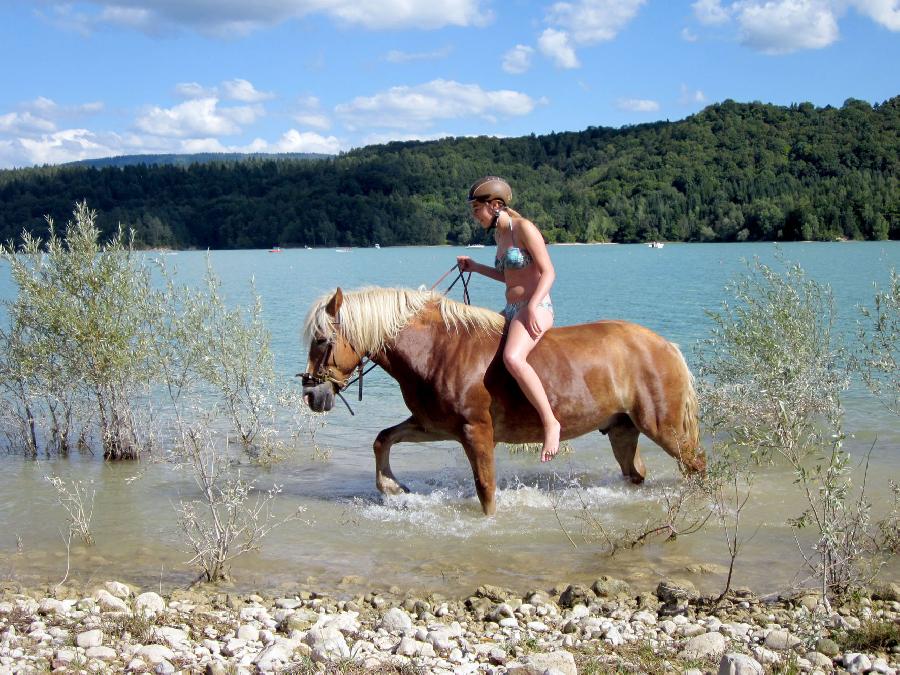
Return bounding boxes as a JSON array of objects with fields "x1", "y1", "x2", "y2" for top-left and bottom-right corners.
[
  {"x1": 61, "y1": 0, "x2": 489, "y2": 36},
  {"x1": 273, "y1": 129, "x2": 343, "y2": 154},
  {"x1": 0, "y1": 111, "x2": 57, "y2": 134},
  {"x1": 221, "y1": 78, "x2": 274, "y2": 102},
  {"x1": 293, "y1": 113, "x2": 331, "y2": 130},
  {"x1": 546, "y1": 0, "x2": 646, "y2": 43},
  {"x1": 848, "y1": 0, "x2": 900, "y2": 30},
  {"x1": 502, "y1": 45, "x2": 535, "y2": 74},
  {"x1": 335, "y1": 79, "x2": 537, "y2": 130},
  {"x1": 615, "y1": 98, "x2": 660, "y2": 112},
  {"x1": 679, "y1": 84, "x2": 707, "y2": 104},
  {"x1": 693, "y1": 0, "x2": 731, "y2": 24},
  {"x1": 10, "y1": 128, "x2": 124, "y2": 167},
  {"x1": 681, "y1": 27, "x2": 700, "y2": 40},
  {"x1": 175, "y1": 82, "x2": 216, "y2": 99},
  {"x1": 538, "y1": 28, "x2": 580, "y2": 68},
  {"x1": 135, "y1": 98, "x2": 263, "y2": 137},
  {"x1": 385, "y1": 46, "x2": 453, "y2": 63},
  {"x1": 735, "y1": 0, "x2": 839, "y2": 54}
]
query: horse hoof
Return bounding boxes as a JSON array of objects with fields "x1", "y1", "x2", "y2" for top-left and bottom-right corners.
[{"x1": 377, "y1": 479, "x2": 409, "y2": 496}]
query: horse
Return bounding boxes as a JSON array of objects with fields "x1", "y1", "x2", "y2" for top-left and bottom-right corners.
[{"x1": 301, "y1": 286, "x2": 705, "y2": 516}]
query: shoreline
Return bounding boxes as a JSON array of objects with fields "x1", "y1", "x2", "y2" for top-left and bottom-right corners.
[{"x1": 1, "y1": 576, "x2": 897, "y2": 674}]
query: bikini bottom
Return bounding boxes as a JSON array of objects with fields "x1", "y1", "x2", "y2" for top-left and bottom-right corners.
[{"x1": 501, "y1": 296, "x2": 553, "y2": 324}]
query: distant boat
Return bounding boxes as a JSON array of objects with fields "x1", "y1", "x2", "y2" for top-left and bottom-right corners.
[
  {"x1": 335, "y1": 247, "x2": 352, "y2": 253},
  {"x1": 268, "y1": 246, "x2": 283, "y2": 253},
  {"x1": 466, "y1": 244, "x2": 485, "y2": 248},
  {"x1": 647, "y1": 241, "x2": 665, "y2": 249},
  {"x1": 304, "y1": 245, "x2": 311, "y2": 250},
  {"x1": 374, "y1": 243, "x2": 381, "y2": 249}
]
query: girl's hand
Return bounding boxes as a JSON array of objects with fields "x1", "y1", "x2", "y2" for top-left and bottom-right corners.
[
  {"x1": 523, "y1": 306, "x2": 544, "y2": 339},
  {"x1": 456, "y1": 255, "x2": 472, "y2": 272}
]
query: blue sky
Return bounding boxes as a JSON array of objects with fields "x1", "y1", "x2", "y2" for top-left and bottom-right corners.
[{"x1": 1, "y1": 0, "x2": 898, "y2": 169}]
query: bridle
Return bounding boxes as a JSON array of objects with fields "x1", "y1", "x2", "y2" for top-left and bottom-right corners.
[
  {"x1": 301, "y1": 265, "x2": 471, "y2": 415},
  {"x1": 299, "y1": 321, "x2": 376, "y2": 416}
]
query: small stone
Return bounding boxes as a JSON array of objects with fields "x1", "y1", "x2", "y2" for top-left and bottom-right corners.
[
  {"x1": 679, "y1": 632, "x2": 728, "y2": 660},
  {"x1": 138, "y1": 644, "x2": 175, "y2": 665},
  {"x1": 379, "y1": 607, "x2": 412, "y2": 633},
  {"x1": 154, "y1": 659, "x2": 176, "y2": 674},
  {"x1": 94, "y1": 589, "x2": 130, "y2": 613},
  {"x1": 506, "y1": 650, "x2": 577, "y2": 675},
  {"x1": 558, "y1": 585, "x2": 591, "y2": 609},
  {"x1": 764, "y1": 629, "x2": 801, "y2": 651},
  {"x1": 127, "y1": 658, "x2": 147, "y2": 671},
  {"x1": 475, "y1": 584, "x2": 514, "y2": 602},
  {"x1": 236, "y1": 624, "x2": 259, "y2": 642},
  {"x1": 134, "y1": 592, "x2": 166, "y2": 615},
  {"x1": 815, "y1": 637, "x2": 840, "y2": 657},
  {"x1": 805, "y1": 651, "x2": 833, "y2": 669},
  {"x1": 844, "y1": 652, "x2": 873, "y2": 674},
  {"x1": 103, "y1": 581, "x2": 131, "y2": 599},
  {"x1": 718, "y1": 652, "x2": 764, "y2": 675},
  {"x1": 85, "y1": 646, "x2": 117, "y2": 660},
  {"x1": 76, "y1": 629, "x2": 103, "y2": 648},
  {"x1": 591, "y1": 576, "x2": 632, "y2": 599}
]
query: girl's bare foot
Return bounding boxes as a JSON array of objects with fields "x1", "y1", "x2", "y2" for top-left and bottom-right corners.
[{"x1": 540, "y1": 419, "x2": 562, "y2": 462}]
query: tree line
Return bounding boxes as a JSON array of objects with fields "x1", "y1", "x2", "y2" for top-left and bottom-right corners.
[{"x1": 0, "y1": 96, "x2": 896, "y2": 248}]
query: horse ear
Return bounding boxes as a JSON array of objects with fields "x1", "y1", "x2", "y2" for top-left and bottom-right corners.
[{"x1": 325, "y1": 287, "x2": 343, "y2": 319}]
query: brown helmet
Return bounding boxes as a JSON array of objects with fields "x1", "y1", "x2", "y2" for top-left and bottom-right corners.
[{"x1": 468, "y1": 176, "x2": 512, "y2": 205}]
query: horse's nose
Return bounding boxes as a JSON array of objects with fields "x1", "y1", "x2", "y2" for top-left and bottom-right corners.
[{"x1": 303, "y1": 382, "x2": 335, "y2": 412}]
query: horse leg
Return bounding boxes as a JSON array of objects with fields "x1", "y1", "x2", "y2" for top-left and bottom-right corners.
[
  {"x1": 373, "y1": 417, "x2": 452, "y2": 496},
  {"x1": 607, "y1": 416, "x2": 646, "y2": 484},
  {"x1": 461, "y1": 423, "x2": 497, "y2": 516}
]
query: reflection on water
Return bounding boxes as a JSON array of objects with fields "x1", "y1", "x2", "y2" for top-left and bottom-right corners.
[{"x1": 0, "y1": 242, "x2": 897, "y2": 597}]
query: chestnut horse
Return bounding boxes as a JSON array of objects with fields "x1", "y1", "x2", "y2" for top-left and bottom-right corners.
[{"x1": 301, "y1": 287, "x2": 704, "y2": 515}]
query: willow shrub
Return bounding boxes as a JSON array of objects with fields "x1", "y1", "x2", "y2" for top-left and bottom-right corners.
[{"x1": 694, "y1": 256, "x2": 888, "y2": 602}]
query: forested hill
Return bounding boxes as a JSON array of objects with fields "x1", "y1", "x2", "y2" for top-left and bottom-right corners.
[
  {"x1": 0, "y1": 97, "x2": 897, "y2": 248},
  {"x1": 65, "y1": 152, "x2": 330, "y2": 169}
]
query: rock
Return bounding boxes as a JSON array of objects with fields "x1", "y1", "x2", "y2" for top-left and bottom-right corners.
[
  {"x1": 592, "y1": 576, "x2": 632, "y2": 599},
  {"x1": 304, "y1": 626, "x2": 350, "y2": 662},
  {"x1": 313, "y1": 611, "x2": 360, "y2": 635},
  {"x1": 475, "y1": 585, "x2": 513, "y2": 602},
  {"x1": 395, "y1": 636, "x2": 435, "y2": 658},
  {"x1": 94, "y1": 589, "x2": 130, "y2": 613},
  {"x1": 221, "y1": 638, "x2": 245, "y2": 657},
  {"x1": 764, "y1": 629, "x2": 801, "y2": 651},
  {"x1": 127, "y1": 658, "x2": 147, "y2": 671},
  {"x1": 656, "y1": 579, "x2": 696, "y2": 604},
  {"x1": 844, "y1": 652, "x2": 873, "y2": 674},
  {"x1": 237, "y1": 624, "x2": 259, "y2": 642},
  {"x1": 76, "y1": 629, "x2": 103, "y2": 648},
  {"x1": 154, "y1": 659, "x2": 176, "y2": 674},
  {"x1": 254, "y1": 638, "x2": 298, "y2": 671},
  {"x1": 85, "y1": 646, "x2": 117, "y2": 660},
  {"x1": 379, "y1": 607, "x2": 412, "y2": 633},
  {"x1": 153, "y1": 626, "x2": 189, "y2": 649},
  {"x1": 53, "y1": 649, "x2": 76, "y2": 667},
  {"x1": 632, "y1": 610, "x2": 657, "y2": 625},
  {"x1": 686, "y1": 563, "x2": 729, "y2": 575},
  {"x1": 679, "y1": 631, "x2": 728, "y2": 660},
  {"x1": 506, "y1": 650, "x2": 577, "y2": 675},
  {"x1": 558, "y1": 584, "x2": 591, "y2": 609},
  {"x1": 815, "y1": 637, "x2": 840, "y2": 657},
  {"x1": 137, "y1": 644, "x2": 175, "y2": 665},
  {"x1": 426, "y1": 629, "x2": 454, "y2": 651},
  {"x1": 718, "y1": 652, "x2": 764, "y2": 675},
  {"x1": 134, "y1": 592, "x2": 166, "y2": 615},
  {"x1": 103, "y1": 581, "x2": 131, "y2": 599},
  {"x1": 805, "y1": 651, "x2": 833, "y2": 669}
]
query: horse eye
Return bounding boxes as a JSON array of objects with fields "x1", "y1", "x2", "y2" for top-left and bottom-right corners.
[{"x1": 314, "y1": 337, "x2": 328, "y2": 346}]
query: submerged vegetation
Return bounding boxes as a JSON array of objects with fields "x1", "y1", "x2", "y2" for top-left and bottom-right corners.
[{"x1": 0, "y1": 97, "x2": 897, "y2": 248}]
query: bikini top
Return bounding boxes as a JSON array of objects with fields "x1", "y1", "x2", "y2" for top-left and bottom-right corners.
[{"x1": 494, "y1": 219, "x2": 533, "y2": 272}]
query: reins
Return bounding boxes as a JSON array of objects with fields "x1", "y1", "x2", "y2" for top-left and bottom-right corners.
[{"x1": 307, "y1": 264, "x2": 473, "y2": 415}]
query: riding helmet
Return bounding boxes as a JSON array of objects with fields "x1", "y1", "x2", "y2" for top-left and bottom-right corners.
[{"x1": 468, "y1": 176, "x2": 512, "y2": 205}]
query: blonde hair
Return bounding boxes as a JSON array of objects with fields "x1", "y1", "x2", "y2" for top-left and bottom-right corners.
[{"x1": 304, "y1": 287, "x2": 504, "y2": 355}]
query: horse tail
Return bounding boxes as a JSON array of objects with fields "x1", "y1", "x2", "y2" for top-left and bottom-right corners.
[{"x1": 672, "y1": 343, "x2": 704, "y2": 471}]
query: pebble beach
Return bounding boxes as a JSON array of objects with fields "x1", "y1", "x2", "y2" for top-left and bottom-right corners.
[{"x1": 1, "y1": 576, "x2": 898, "y2": 674}]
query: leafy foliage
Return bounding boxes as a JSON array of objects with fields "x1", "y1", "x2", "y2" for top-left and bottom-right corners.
[{"x1": 0, "y1": 97, "x2": 896, "y2": 247}]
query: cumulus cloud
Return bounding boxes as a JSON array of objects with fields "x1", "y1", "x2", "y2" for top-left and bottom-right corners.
[
  {"x1": 385, "y1": 46, "x2": 453, "y2": 63},
  {"x1": 175, "y1": 82, "x2": 215, "y2": 99},
  {"x1": 735, "y1": 0, "x2": 839, "y2": 54},
  {"x1": 135, "y1": 98, "x2": 263, "y2": 138},
  {"x1": 221, "y1": 78, "x2": 274, "y2": 102},
  {"x1": 615, "y1": 98, "x2": 660, "y2": 112},
  {"x1": 335, "y1": 79, "x2": 538, "y2": 130},
  {"x1": 538, "y1": 28, "x2": 580, "y2": 68},
  {"x1": 0, "y1": 112, "x2": 57, "y2": 134},
  {"x1": 688, "y1": 0, "x2": 898, "y2": 54},
  {"x1": 693, "y1": 0, "x2": 731, "y2": 24},
  {"x1": 292, "y1": 96, "x2": 331, "y2": 130},
  {"x1": 272, "y1": 129, "x2": 343, "y2": 154},
  {"x1": 502, "y1": 45, "x2": 535, "y2": 74},
  {"x1": 546, "y1": 0, "x2": 646, "y2": 43},
  {"x1": 55, "y1": 0, "x2": 488, "y2": 36}
]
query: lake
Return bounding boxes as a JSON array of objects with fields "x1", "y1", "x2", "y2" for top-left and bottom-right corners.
[{"x1": 0, "y1": 241, "x2": 897, "y2": 598}]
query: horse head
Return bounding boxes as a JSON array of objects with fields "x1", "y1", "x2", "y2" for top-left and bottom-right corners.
[{"x1": 300, "y1": 287, "x2": 365, "y2": 412}]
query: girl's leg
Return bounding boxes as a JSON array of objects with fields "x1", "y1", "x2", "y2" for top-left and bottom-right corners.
[{"x1": 503, "y1": 307, "x2": 560, "y2": 461}]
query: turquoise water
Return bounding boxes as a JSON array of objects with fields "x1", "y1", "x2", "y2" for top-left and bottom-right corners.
[{"x1": 0, "y1": 241, "x2": 896, "y2": 596}]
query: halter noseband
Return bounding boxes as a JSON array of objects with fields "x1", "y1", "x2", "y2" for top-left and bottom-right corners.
[{"x1": 299, "y1": 320, "x2": 376, "y2": 415}]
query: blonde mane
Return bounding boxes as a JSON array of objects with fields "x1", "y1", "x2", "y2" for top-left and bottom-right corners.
[{"x1": 303, "y1": 287, "x2": 504, "y2": 355}]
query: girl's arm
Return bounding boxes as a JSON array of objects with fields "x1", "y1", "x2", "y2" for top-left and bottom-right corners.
[{"x1": 457, "y1": 255, "x2": 505, "y2": 282}]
